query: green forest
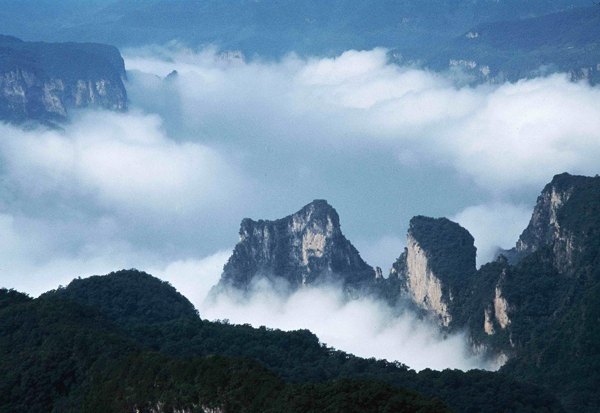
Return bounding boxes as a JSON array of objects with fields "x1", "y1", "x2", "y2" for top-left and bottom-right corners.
[{"x1": 0, "y1": 270, "x2": 563, "y2": 413}]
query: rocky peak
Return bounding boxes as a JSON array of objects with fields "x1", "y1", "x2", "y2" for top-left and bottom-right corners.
[
  {"x1": 395, "y1": 216, "x2": 477, "y2": 327},
  {"x1": 500, "y1": 173, "x2": 593, "y2": 264},
  {"x1": 218, "y1": 200, "x2": 375, "y2": 292}
]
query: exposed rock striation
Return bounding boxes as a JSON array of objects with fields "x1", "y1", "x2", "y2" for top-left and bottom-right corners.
[
  {"x1": 216, "y1": 200, "x2": 376, "y2": 292},
  {"x1": 391, "y1": 216, "x2": 477, "y2": 327},
  {"x1": 0, "y1": 35, "x2": 127, "y2": 124}
]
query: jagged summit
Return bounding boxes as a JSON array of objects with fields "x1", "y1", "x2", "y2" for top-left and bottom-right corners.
[
  {"x1": 239, "y1": 199, "x2": 339, "y2": 240},
  {"x1": 217, "y1": 200, "x2": 375, "y2": 292},
  {"x1": 499, "y1": 172, "x2": 595, "y2": 264}
]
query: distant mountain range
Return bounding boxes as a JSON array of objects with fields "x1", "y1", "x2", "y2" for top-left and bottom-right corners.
[
  {"x1": 1, "y1": 1, "x2": 599, "y2": 124},
  {"x1": 0, "y1": 0, "x2": 598, "y2": 83},
  {"x1": 397, "y1": 5, "x2": 600, "y2": 83}
]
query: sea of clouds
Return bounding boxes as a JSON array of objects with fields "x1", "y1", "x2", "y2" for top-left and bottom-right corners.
[{"x1": 1, "y1": 45, "x2": 599, "y2": 370}]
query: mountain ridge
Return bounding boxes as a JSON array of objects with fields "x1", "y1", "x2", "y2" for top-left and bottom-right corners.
[{"x1": 390, "y1": 172, "x2": 600, "y2": 412}]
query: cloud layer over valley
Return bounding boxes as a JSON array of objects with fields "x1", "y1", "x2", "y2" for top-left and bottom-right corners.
[
  {"x1": 127, "y1": 46, "x2": 600, "y2": 192},
  {"x1": 1, "y1": 44, "x2": 600, "y2": 371},
  {"x1": 201, "y1": 276, "x2": 493, "y2": 372}
]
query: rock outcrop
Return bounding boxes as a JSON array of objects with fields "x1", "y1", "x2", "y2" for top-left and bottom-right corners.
[
  {"x1": 391, "y1": 216, "x2": 477, "y2": 327},
  {"x1": 0, "y1": 35, "x2": 127, "y2": 124},
  {"x1": 498, "y1": 173, "x2": 592, "y2": 265},
  {"x1": 216, "y1": 200, "x2": 376, "y2": 293}
]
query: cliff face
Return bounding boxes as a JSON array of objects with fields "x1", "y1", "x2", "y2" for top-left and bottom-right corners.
[
  {"x1": 0, "y1": 35, "x2": 126, "y2": 124},
  {"x1": 451, "y1": 175, "x2": 595, "y2": 356},
  {"x1": 217, "y1": 200, "x2": 376, "y2": 292},
  {"x1": 392, "y1": 216, "x2": 477, "y2": 327},
  {"x1": 437, "y1": 173, "x2": 600, "y2": 411},
  {"x1": 499, "y1": 173, "x2": 592, "y2": 265}
]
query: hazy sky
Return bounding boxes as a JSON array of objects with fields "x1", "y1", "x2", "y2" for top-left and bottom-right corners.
[{"x1": 2, "y1": 44, "x2": 600, "y2": 370}]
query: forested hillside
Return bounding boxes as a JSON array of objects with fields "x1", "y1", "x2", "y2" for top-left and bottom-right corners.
[{"x1": 0, "y1": 270, "x2": 564, "y2": 413}]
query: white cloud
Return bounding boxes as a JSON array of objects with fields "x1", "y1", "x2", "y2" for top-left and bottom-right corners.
[
  {"x1": 125, "y1": 47, "x2": 600, "y2": 193},
  {"x1": 0, "y1": 109, "x2": 247, "y2": 295},
  {"x1": 148, "y1": 250, "x2": 232, "y2": 308},
  {"x1": 0, "y1": 111, "x2": 244, "y2": 215},
  {"x1": 2, "y1": 45, "x2": 597, "y2": 374},
  {"x1": 453, "y1": 203, "x2": 532, "y2": 266},
  {"x1": 201, "y1": 280, "x2": 492, "y2": 372}
]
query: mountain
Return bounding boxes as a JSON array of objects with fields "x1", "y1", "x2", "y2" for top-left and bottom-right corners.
[
  {"x1": 2, "y1": 172, "x2": 597, "y2": 413},
  {"x1": 393, "y1": 173, "x2": 600, "y2": 412},
  {"x1": 0, "y1": 271, "x2": 564, "y2": 413},
  {"x1": 51, "y1": 269, "x2": 199, "y2": 326},
  {"x1": 498, "y1": 173, "x2": 593, "y2": 265},
  {"x1": 2, "y1": 277, "x2": 451, "y2": 413},
  {"x1": 0, "y1": 0, "x2": 591, "y2": 58},
  {"x1": 0, "y1": 35, "x2": 126, "y2": 124},
  {"x1": 495, "y1": 173, "x2": 600, "y2": 412},
  {"x1": 385, "y1": 215, "x2": 512, "y2": 367},
  {"x1": 0, "y1": 290, "x2": 137, "y2": 412},
  {"x1": 1, "y1": 2, "x2": 596, "y2": 86},
  {"x1": 397, "y1": 6, "x2": 600, "y2": 84},
  {"x1": 216, "y1": 199, "x2": 376, "y2": 293},
  {"x1": 389, "y1": 216, "x2": 477, "y2": 327}
]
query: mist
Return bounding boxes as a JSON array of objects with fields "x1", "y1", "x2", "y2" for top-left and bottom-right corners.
[
  {"x1": 125, "y1": 46, "x2": 600, "y2": 193},
  {"x1": 453, "y1": 203, "x2": 532, "y2": 266},
  {"x1": 201, "y1": 275, "x2": 494, "y2": 372},
  {"x1": 2, "y1": 44, "x2": 600, "y2": 372}
]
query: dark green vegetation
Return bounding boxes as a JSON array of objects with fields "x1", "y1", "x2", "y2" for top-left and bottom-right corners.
[
  {"x1": 0, "y1": 35, "x2": 126, "y2": 123},
  {"x1": 498, "y1": 175, "x2": 600, "y2": 412},
  {"x1": 87, "y1": 354, "x2": 452, "y2": 413},
  {"x1": 374, "y1": 173, "x2": 600, "y2": 412},
  {"x1": 409, "y1": 216, "x2": 477, "y2": 299},
  {"x1": 0, "y1": 270, "x2": 563, "y2": 413},
  {"x1": 439, "y1": 174, "x2": 600, "y2": 413},
  {"x1": 52, "y1": 271, "x2": 198, "y2": 326},
  {"x1": 0, "y1": 288, "x2": 32, "y2": 308},
  {"x1": 0, "y1": 291, "x2": 137, "y2": 412}
]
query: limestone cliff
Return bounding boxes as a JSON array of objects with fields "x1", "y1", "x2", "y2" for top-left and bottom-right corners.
[
  {"x1": 0, "y1": 35, "x2": 127, "y2": 124},
  {"x1": 481, "y1": 266, "x2": 512, "y2": 339},
  {"x1": 392, "y1": 216, "x2": 477, "y2": 327},
  {"x1": 216, "y1": 200, "x2": 376, "y2": 292},
  {"x1": 499, "y1": 173, "x2": 592, "y2": 265}
]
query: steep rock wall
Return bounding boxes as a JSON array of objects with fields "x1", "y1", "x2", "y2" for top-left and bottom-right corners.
[
  {"x1": 499, "y1": 173, "x2": 591, "y2": 265},
  {"x1": 403, "y1": 233, "x2": 452, "y2": 326},
  {"x1": 0, "y1": 35, "x2": 127, "y2": 123},
  {"x1": 394, "y1": 216, "x2": 477, "y2": 327}
]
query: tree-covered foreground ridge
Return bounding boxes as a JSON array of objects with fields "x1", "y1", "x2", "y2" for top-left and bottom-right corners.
[{"x1": 2, "y1": 172, "x2": 599, "y2": 412}]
